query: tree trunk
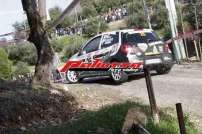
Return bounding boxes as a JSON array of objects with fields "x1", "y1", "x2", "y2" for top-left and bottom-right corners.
[{"x1": 21, "y1": 0, "x2": 54, "y2": 86}]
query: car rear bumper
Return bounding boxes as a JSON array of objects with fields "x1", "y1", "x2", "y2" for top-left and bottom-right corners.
[{"x1": 144, "y1": 53, "x2": 174, "y2": 70}]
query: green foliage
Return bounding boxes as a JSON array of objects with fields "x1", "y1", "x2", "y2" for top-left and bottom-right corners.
[
  {"x1": 49, "y1": 6, "x2": 74, "y2": 28},
  {"x1": 6, "y1": 42, "x2": 37, "y2": 65},
  {"x1": 83, "y1": 17, "x2": 108, "y2": 37},
  {"x1": 0, "y1": 48, "x2": 12, "y2": 80},
  {"x1": 126, "y1": 13, "x2": 148, "y2": 28},
  {"x1": 162, "y1": 25, "x2": 172, "y2": 41},
  {"x1": 62, "y1": 36, "x2": 88, "y2": 61},
  {"x1": 62, "y1": 16, "x2": 74, "y2": 27},
  {"x1": 127, "y1": 1, "x2": 143, "y2": 15},
  {"x1": 146, "y1": 114, "x2": 197, "y2": 134},
  {"x1": 126, "y1": 2, "x2": 148, "y2": 28},
  {"x1": 12, "y1": 21, "x2": 28, "y2": 42},
  {"x1": 81, "y1": 0, "x2": 133, "y2": 14},
  {"x1": 36, "y1": 101, "x2": 197, "y2": 134},
  {"x1": 150, "y1": 1, "x2": 168, "y2": 30},
  {"x1": 51, "y1": 36, "x2": 72, "y2": 52},
  {"x1": 13, "y1": 61, "x2": 30, "y2": 77},
  {"x1": 12, "y1": 21, "x2": 26, "y2": 31},
  {"x1": 49, "y1": 6, "x2": 62, "y2": 21},
  {"x1": 51, "y1": 35, "x2": 88, "y2": 62},
  {"x1": 81, "y1": 6, "x2": 98, "y2": 19}
]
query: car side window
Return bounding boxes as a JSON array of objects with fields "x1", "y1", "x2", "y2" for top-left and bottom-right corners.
[
  {"x1": 83, "y1": 36, "x2": 101, "y2": 53},
  {"x1": 101, "y1": 33, "x2": 119, "y2": 49}
]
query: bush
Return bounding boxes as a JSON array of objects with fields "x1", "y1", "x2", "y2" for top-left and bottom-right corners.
[
  {"x1": 83, "y1": 17, "x2": 108, "y2": 37},
  {"x1": 13, "y1": 61, "x2": 30, "y2": 77},
  {"x1": 81, "y1": 6, "x2": 98, "y2": 19},
  {"x1": 62, "y1": 36, "x2": 88, "y2": 62},
  {"x1": 127, "y1": 1, "x2": 143, "y2": 15},
  {"x1": 126, "y1": 13, "x2": 148, "y2": 28},
  {"x1": 51, "y1": 36, "x2": 72, "y2": 52},
  {"x1": 0, "y1": 48, "x2": 12, "y2": 80},
  {"x1": 6, "y1": 42, "x2": 37, "y2": 65}
]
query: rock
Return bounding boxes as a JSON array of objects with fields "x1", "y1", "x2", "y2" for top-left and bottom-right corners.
[
  {"x1": 18, "y1": 116, "x2": 21, "y2": 121},
  {"x1": 96, "y1": 127, "x2": 112, "y2": 134},
  {"x1": 20, "y1": 126, "x2": 26, "y2": 131},
  {"x1": 50, "y1": 121, "x2": 58, "y2": 126},
  {"x1": 121, "y1": 108, "x2": 148, "y2": 134}
]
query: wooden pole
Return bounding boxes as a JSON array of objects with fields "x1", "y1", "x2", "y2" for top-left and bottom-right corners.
[
  {"x1": 176, "y1": 103, "x2": 186, "y2": 134},
  {"x1": 144, "y1": 67, "x2": 159, "y2": 124}
]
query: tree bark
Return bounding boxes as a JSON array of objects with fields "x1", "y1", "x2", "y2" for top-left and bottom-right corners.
[{"x1": 21, "y1": 0, "x2": 54, "y2": 86}]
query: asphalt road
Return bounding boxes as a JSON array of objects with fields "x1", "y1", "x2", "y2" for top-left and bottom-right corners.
[
  {"x1": 67, "y1": 63, "x2": 202, "y2": 128},
  {"x1": 80, "y1": 63, "x2": 202, "y2": 113}
]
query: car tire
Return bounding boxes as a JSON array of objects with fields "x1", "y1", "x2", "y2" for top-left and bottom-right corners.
[
  {"x1": 110, "y1": 68, "x2": 128, "y2": 84},
  {"x1": 156, "y1": 65, "x2": 171, "y2": 75},
  {"x1": 66, "y1": 70, "x2": 80, "y2": 84}
]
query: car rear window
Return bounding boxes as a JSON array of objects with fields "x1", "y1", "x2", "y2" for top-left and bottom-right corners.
[{"x1": 123, "y1": 32, "x2": 160, "y2": 44}]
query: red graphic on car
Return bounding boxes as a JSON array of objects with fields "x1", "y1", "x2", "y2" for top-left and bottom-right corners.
[{"x1": 58, "y1": 59, "x2": 143, "y2": 72}]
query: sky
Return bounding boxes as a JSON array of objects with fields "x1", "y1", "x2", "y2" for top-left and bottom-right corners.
[{"x1": 0, "y1": 0, "x2": 73, "y2": 36}]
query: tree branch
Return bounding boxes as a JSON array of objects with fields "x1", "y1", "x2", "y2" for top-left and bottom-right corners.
[{"x1": 46, "y1": 0, "x2": 80, "y2": 31}]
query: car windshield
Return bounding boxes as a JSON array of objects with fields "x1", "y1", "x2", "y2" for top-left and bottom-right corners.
[{"x1": 123, "y1": 32, "x2": 160, "y2": 44}]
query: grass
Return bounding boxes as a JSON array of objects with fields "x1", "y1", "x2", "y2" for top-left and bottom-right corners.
[{"x1": 33, "y1": 101, "x2": 198, "y2": 134}]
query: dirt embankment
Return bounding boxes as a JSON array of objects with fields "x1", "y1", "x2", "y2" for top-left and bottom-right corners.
[{"x1": 0, "y1": 82, "x2": 78, "y2": 134}]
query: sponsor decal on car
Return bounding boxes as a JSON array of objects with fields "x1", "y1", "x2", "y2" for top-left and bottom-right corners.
[{"x1": 58, "y1": 59, "x2": 143, "y2": 72}]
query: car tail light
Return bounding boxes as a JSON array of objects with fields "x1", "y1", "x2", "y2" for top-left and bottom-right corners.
[
  {"x1": 164, "y1": 44, "x2": 170, "y2": 53},
  {"x1": 121, "y1": 43, "x2": 132, "y2": 54}
]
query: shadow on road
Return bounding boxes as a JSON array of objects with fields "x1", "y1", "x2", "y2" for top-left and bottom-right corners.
[{"x1": 79, "y1": 72, "x2": 158, "y2": 85}]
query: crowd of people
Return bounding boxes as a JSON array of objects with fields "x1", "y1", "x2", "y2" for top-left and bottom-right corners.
[
  {"x1": 103, "y1": 6, "x2": 128, "y2": 23},
  {"x1": 55, "y1": 6, "x2": 129, "y2": 36},
  {"x1": 55, "y1": 26, "x2": 83, "y2": 36}
]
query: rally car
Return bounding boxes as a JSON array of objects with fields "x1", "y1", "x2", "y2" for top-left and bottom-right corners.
[{"x1": 55, "y1": 29, "x2": 174, "y2": 84}]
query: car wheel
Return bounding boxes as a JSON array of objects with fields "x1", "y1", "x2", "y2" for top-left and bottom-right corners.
[
  {"x1": 156, "y1": 65, "x2": 171, "y2": 75},
  {"x1": 66, "y1": 70, "x2": 79, "y2": 83},
  {"x1": 110, "y1": 68, "x2": 128, "y2": 84}
]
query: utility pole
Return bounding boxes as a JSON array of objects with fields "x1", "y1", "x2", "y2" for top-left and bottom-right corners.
[
  {"x1": 178, "y1": 1, "x2": 189, "y2": 60},
  {"x1": 38, "y1": 0, "x2": 47, "y2": 24},
  {"x1": 165, "y1": 0, "x2": 186, "y2": 62},
  {"x1": 142, "y1": 0, "x2": 152, "y2": 29},
  {"x1": 192, "y1": 1, "x2": 202, "y2": 61}
]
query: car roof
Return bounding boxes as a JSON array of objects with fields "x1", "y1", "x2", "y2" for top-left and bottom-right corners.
[{"x1": 101, "y1": 29, "x2": 154, "y2": 35}]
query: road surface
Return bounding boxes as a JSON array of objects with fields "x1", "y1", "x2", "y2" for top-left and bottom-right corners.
[{"x1": 66, "y1": 63, "x2": 202, "y2": 129}]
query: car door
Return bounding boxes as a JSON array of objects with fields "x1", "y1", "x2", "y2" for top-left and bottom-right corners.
[
  {"x1": 79, "y1": 35, "x2": 102, "y2": 62},
  {"x1": 99, "y1": 32, "x2": 120, "y2": 61}
]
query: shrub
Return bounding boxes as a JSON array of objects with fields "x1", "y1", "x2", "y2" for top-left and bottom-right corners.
[
  {"x1": 126, "y1": 13, "x2": 148, "y2": 28},
  {"x1": 127, "y1": 1, "x2": 143, "y2": 15},
  {"x1": 62, "y1": 36, "x2": 88, "y2": 62},
  {"x1": 83, "y1": 17, "x2": 108, "y2": 37},
  {"x1": 13, "y1": 61, "x2": 30, "y2": 77},
  {"x1": 81, "y1": 6, "x2": 98, "y2": 19},
  {"x1": 51, "y1": 36, "x2": 72, "y2": 52},
  {"x1": 0, "y1": 48, "x2": 12, "y2": 80},
  {"x1": 6, "y1": 42, "x2": 37, "y2": 65}
]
